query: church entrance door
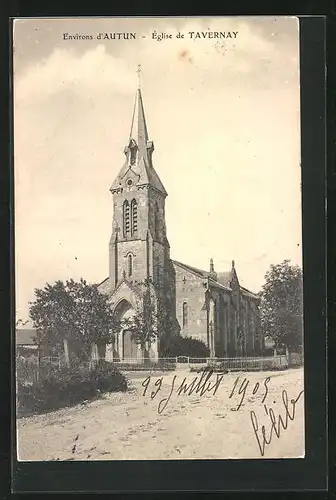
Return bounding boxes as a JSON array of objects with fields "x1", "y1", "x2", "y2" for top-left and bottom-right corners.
[
  {"x1": 123, "y1": 329, "x2": 138, "y2": 360},
  {"x1": 114, "y1": 299, "x2": 139, "y2": 362}
]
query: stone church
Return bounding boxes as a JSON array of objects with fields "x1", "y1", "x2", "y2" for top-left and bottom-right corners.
[{"x1": 98, "y1": 88, "x2": 262, "y2": 361}]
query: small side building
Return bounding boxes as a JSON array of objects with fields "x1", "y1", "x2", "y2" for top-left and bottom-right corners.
[{"x1": 16, "y1": 329, "x2": 38, "y2": 357}]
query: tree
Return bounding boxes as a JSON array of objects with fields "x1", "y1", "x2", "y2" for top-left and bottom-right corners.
[
  {"x1": 29, "y1": 279, "x2": 120, "y2": 365},
  {"x1": 154, "y1": 278, "x2": 180, "y2": 355},
  {"x1": 259, "y1": 260, "x2": 303, "y2": 352},
  {"x1": 121, "y1": 274, "x2": 179, "y2": 360},
  {"x1": 122, "y1": 303, "x2": 158, "y2": 358},
  {"x1": 121, "y1": 278, "x2": 158, "y2": 359}
]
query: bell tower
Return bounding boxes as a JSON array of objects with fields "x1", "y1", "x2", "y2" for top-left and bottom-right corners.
[{"x1": 108, "y1": 86, "x2": 171, "y2": 292}]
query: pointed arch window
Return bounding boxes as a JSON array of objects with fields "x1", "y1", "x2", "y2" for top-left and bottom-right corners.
[
  {"x1": 182, "y1": 301, "x2": 188, "y2": 328},
  {"x1": 123, "y1": 200, "x2": 130, "y2": 237},
  {"x1": 131, "y1": 199, "x2": 138, "y2": 235},
  {"x1": 128, "y1": 254, "x2": 133, "y2": 276}
]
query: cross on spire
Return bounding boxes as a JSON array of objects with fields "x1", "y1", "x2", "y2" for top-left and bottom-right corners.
[{"x1": 136, "y1": 64, "x2": 141, "y2": 89}]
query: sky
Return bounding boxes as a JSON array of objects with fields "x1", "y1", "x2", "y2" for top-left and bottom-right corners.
[{"x1": 13, "y1": 16, "x2": 302, "y2": 323}]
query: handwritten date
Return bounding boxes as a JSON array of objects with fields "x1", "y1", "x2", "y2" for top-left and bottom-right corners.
[
  {"x1": 142, "y1": 369, "x2": 225, "y2": 414},
  {"x1": 142, "y1": 371, "x2": 272, "y2": 415},
  {"x1": 229, "y1": 375, "x2": 271, "y2": 411}
]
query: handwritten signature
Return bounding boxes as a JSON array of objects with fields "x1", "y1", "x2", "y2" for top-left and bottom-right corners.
[{"x1": 250, "y1": 389, "x2": 304, "y2": 456}]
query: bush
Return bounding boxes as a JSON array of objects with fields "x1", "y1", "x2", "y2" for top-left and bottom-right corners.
[
  {"x1": 17, "y1": 360, "x2": 128, "y2": 415},
  {"x1": 164, "y1": 336, "x2": 210, "y2": 358},
  {"x1": 90, "y1": 361, "x2": 128, "y2": 391},
  {"x1": 263, "y1": 346, "x2": 276, "y2": 356}
]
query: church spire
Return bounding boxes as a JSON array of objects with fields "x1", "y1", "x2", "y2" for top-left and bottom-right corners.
[
  {"x1": 110, "y1": 76, "x2": 167, "y2": 196},
  {"x1": 129, "y1": 87, "x2": 149, "y2": 158},
  {"x1": 127, "y1": 64, "x2": 150, "y2": 161}
]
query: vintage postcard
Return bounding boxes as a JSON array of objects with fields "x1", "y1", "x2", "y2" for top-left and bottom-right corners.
[{"x1": 14, "y1": 16, "x2": 304, "y2": 461}]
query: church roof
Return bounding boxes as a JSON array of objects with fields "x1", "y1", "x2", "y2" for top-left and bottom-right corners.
[
  {"x1": 208, "y1": 278, "x2": 232, "y2": 292},
  {"x1": 172, "y1": 260, "x2": 232, "y2": 292},
  {"x1": 110, "y1": 88, "x2": 167, "y2": 196},
  {"x1": 172, "y1": 259, "x2": 259, "y2": 299},
  {"x1": 172, "y1": 260, "x2": 210, "y2": 278},
  {"x1": 240, "y1": 286, "x2": 260, "y2": 300},
  {"x1": 216, "y1": 271, "x2": 233, "y2": 287}
]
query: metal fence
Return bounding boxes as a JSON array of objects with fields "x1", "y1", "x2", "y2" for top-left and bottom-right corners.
[
  {"x1": 189, "y1": 356, "x2": 289, "y2": 371},
  {"x1": 111, "y1": 354, "x2": 303, "y2": 371},
  {"x1": 16, "y1": 356, "x2": 73, "y2": 385},
  {"x1": 16, "y1": 352, "x2": 303, "y2": 385}
]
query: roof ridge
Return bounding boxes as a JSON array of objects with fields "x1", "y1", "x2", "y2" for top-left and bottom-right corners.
[
  {"x1": 97, "y1": 276, "x2": 109, "y2": 287},
  {"x1": 240, "y1": 285, "x2": 259, "y2": 298},
  {"x1": 172, "y1": 260, "x2": 209, "y2": 277},
  {"x1": 208, "y1": 277, "x2": 232, "y2": 291}
]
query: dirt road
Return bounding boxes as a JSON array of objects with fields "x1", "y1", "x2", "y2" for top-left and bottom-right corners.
[{"x1": 17, "y1": 367, "x2": 305, "y2": 461}]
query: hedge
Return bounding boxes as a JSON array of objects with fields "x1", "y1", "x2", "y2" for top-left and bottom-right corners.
[
  {"x1": 163, "y1": 336, "x2": 210, "y2": 358},
  {"x1": 17, "y1": 360, "x2": 127, "y2": 415}
]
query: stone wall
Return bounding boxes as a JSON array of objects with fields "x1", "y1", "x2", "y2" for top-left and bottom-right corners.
[{"x1": 173, "y1": 263, "x2": 208, "y2": 346}]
